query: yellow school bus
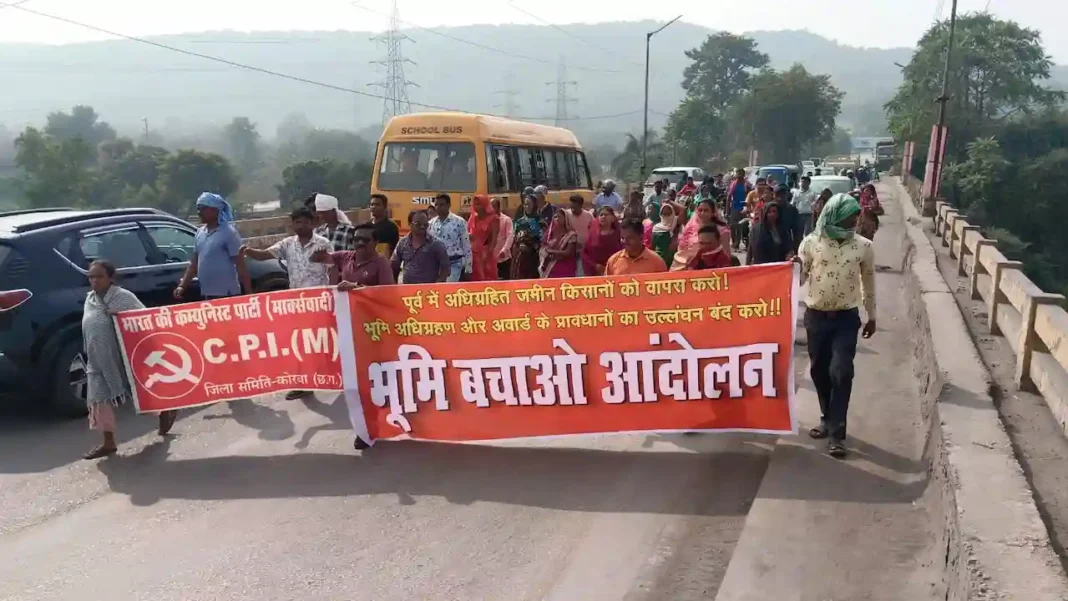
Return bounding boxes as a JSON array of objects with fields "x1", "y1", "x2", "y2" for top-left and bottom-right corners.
[{"x1": 371, "y1": 112, "x2": 595, "y2": 228}]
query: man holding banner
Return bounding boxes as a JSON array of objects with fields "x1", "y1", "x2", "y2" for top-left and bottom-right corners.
[{"x1": 240, "y1": 206, "x2": 331, "y2": 399}]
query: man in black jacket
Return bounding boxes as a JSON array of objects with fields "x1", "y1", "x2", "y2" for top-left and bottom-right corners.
[{"x1": 774, "y1": 185, "x2": 805, "y2": 254}]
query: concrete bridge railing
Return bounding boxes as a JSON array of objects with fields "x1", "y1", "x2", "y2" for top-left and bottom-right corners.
[
  {"x1": 234, "y1": 209, "x2": 371, "y2": 249},
  {"x1": 925, "y1": 189, "x2": 1068, "y2": 438}
]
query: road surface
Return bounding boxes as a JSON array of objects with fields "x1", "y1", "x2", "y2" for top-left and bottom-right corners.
[{"x1": 0, "y1": 181, "x2": 941, "y2": 601}]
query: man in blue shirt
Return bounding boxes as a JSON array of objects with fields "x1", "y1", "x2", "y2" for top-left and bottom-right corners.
[
  {"x1": 593, "y1": 180, "x2": 623, "y2": 212},
  {"x1": 727, "y1": 168, "x2": 751, "y2": 251},
  {"x1": 175, "y1": 192, "x2": 251, "y2": 300}
]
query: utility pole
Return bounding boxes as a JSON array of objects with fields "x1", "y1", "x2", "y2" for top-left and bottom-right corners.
[
  {"x1": 493, "y1": 73, "x2": 521, "y2": 118},
  {"x1": 141, "y1": 118, "x2": 149, "y2": 142},
  {"x1": 642, "y1": 15, "x2": 682, "y2": 181},
  {"x1": 546, "y1": 56, "x2": 577, "y2": 127},
  {"x1": 929, "y1": 0, "x2": 958, "y2": 203},
  {"x1": 369, "y1": 0, "x2": 417, "y2": 126}
]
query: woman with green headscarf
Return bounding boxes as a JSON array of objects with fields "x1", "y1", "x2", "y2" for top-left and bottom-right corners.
[{"x1": 796, "y1": 193, "x2": 877, "y2": 459}]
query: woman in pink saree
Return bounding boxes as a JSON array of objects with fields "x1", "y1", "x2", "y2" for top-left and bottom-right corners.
[
  {"x1": 540, "y1": 208, "x2": 579, "y2": 278},
  {"x1": 670, "y1": 198, "x2": 732, "y2": 272}
]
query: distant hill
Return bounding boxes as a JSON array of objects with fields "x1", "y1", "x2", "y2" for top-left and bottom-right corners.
[{"x1": 0, "y1": 22, "x2": 1059, "y2": 149}]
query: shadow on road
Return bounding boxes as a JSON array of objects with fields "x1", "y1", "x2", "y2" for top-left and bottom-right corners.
[
  {"x1": 95, "y1": 435, "x2": 927, "y2": 512},
  {"x1": 0, "y1": 406, "x2": 201, "y2": 475}
]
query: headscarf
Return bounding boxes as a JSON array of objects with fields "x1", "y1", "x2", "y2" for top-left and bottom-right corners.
[
  {"x1": 514, "y1": 195, "x2": 544, "y2": 240},
  {"x1": 196, "y1": 192, "x2": 234, "y2": 225},
  {"x1": 652, "y1": 203, "x2": 678, "y2": 235},
  {"x1": 467, "y1": 194, "x2": 498, "y2": 240},
  {"x1": 814, "y1": 193, "x2": 861, "y2": 240},
  {"x1": 314, "y1": 193, "x2": 352, "y2": 225},
  {"x1": 540, "y1": 211, "x2": 577, "y2": 277}
]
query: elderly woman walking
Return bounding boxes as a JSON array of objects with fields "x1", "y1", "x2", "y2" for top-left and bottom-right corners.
[{"x1": 83, "y1": 260, "x2": 177, "y2": 459}]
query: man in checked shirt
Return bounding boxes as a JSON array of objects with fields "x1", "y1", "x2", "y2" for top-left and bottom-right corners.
[{"x1": 308, "y1": 193, "x2": 357, "y2": 251}]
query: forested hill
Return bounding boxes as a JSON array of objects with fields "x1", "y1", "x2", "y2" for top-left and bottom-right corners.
[
  {"x1": 3, "y1": 21, "x2": 1065, "y2": 147},
  {"x1": 2, "y1": 23, "x2": 916, "y2": 143}
]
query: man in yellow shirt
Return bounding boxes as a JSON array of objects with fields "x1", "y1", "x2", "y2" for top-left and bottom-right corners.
[{"x1": 797, "y1": 193, "x2": 876, "y2": 459}]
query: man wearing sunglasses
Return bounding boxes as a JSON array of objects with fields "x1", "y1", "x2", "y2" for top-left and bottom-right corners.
[{"x1": 311, "y1": 223, "x2": 394, "y2": 290}]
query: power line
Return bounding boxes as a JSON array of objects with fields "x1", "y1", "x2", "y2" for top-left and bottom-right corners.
[
  {"x1": 0, "y1": 0, "x2": 34, "y2": 10},
  {"x1": 504, "y1": 0, "x2": 644, "y2": 70},
  {"x1": 348, "y1": 0, "x2": 626, "y2": 75},
  {"x1": 368, "y1": 0, "x2": 416, "y2": 126},
  {"x1": 6, "y1": 3, "x2": 648, "y2": 123}
]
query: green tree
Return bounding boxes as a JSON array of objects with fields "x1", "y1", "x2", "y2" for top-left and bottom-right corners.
[
  {"x1": 277, "y1": 159, "x2": 372, "y2": 209},
  {"x1": 885, "y1": 13, "x2": 1064, "y2": 149},
  {"x1": 610, "y1": 132, "x2": 666, "y2": 182},
  {"x1": 44, "y1": 105, "x2": 116, "y2": 149},
  {"x1": 735, "y1": 65, "x2": 843, "y2": 163},
  {"x1": 14, "y1": 127, "x2": 94, "y2": 208},
  {"x1": 682, "y1": 33, "x2": 769, "y2": 115},
  {"x1": 158, "y1": 149, "x2": 239, "y2": 216},
  {"x1": 222, "y1": 117, "x2": 263, "y2": 176},
  {"x1": 663, "y1": 97, "x2": 723, "y2": 167}
]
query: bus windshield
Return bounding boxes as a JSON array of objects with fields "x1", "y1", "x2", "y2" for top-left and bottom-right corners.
[{"x1": 377, "y1": 141, "x2": 477, "y2": 192}]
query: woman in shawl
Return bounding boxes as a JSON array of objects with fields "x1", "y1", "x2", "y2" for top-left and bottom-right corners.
[
  {"x1": 857, "y1": 184, "x2": 884, "y2": 240},
  {"x1": 540, "y1": 207, "x2": 579, "y2": 278},
  {"x1": 650, "y1": 202, "x2": 681, "y2": 266},
  {"x1": 511, "y1": 195, "x2": 545, "y2": 280},
  {"x1": 747, "y1": 201, "x2": 793, "y2": 265},
  {"x1": 82, "y1": 260, "x2": 177, "y2": 459},
  {"x1": 467, "y1": 194, "x2": 499, "y2": 281},
  {"x1": 670, "y1": 198, "x2": 732, "y2": 272},
  {"x1": 581, "y1": 205, "x2": 623, "y2": 276}
]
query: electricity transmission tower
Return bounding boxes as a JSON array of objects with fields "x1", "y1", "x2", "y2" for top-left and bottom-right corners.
[
  {"x1": 369, "y1": 0, "x2": 417, "y2": 126},
  {"x1": 546, "y1": 56, "x2": 577, "y2": 126},
  {"x1": 493, "y1": 73, "x2": 521, "y2": 118}
]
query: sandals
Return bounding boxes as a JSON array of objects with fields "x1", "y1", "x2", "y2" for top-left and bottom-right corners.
[
  {"x1": 808, "y1": 424, "x2": 829, "y2": 439},
  {"x1": 83, "y1": 446, "x2": 117, "y2": 460},
  {"x1": 157, "y1": 410, "x2": 177, "y2": 436},
  {"x1": 827, "y1": 440, "x2": 847, "y2": 459}
]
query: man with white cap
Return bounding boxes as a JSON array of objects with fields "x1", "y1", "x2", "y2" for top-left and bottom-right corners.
[{"x1": 311, "y1": 193, "x2": 356, "y2": 252}]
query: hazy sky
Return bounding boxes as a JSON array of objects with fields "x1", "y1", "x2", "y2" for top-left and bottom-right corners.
[{"x1": 0, "y1": 0, "x2": 1065, "y2": 62}]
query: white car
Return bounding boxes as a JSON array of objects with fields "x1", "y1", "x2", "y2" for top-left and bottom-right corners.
[
  {"x1": 808, "y1": 175, "x2": 855, "y2": 196},
  {"x1": 644, "y1": 166, "x2": 706, "y2": 194}
]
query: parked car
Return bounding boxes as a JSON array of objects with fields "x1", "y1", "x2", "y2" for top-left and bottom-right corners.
[
  {"x1": 807, "y1": 175, "x2": 856, "y2": 197},
  {"x1": 0, "y1": 208, "x2": 290, "y2": 416},
  {"x1": 644, "y1": 166, "x2": 707, "y2": 195}
]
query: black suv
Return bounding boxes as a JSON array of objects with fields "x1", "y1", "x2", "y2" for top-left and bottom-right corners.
[{"x1": 0, "y1": 208, "x2": 290, "y2": 416}]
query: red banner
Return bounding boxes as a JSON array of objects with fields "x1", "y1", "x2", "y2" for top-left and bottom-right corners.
[
  {"x1": 116, "y1": 288, "x2": 342, "y2": 412},
  {"x1": 338, "y1": 264, "x2": 799, "y2": 444}
]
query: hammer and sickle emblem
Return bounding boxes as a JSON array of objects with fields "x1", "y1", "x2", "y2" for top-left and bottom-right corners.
[{"x1": 142, "y1": 343, "x2": 200, "y2": 389}]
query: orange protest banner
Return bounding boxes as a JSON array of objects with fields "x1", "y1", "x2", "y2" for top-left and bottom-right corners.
[
  {"x1": 338, "y1": 263, "x2": 799, "y2": 443},
  {"x1": 116, "y1": 288, "x2": 343, "y2": 412}
]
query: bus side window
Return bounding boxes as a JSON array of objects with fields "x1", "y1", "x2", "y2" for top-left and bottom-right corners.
[
  {"x1": 486, "y1": 145, "x2": 513, "y2": 193},
  {"x1": 516, "y1": 147, "x2": 535, "y2": 188},
  {"x1": 561, "y1": 151, "x2": 579, "y2": 189},
  {"x1": 574, "y1": 152, "x2": 593, "y2": 189},
  {"x1": 543, "y1": 149, "x2": 562, "y2": 190},
  {"x1": 531, "y1": 148, "x2": 547, "y2": 187}
]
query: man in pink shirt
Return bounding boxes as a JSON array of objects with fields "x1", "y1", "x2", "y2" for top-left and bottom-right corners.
[{"x1": 491, "y1": 198, "x2": 514, "y2": 280}]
